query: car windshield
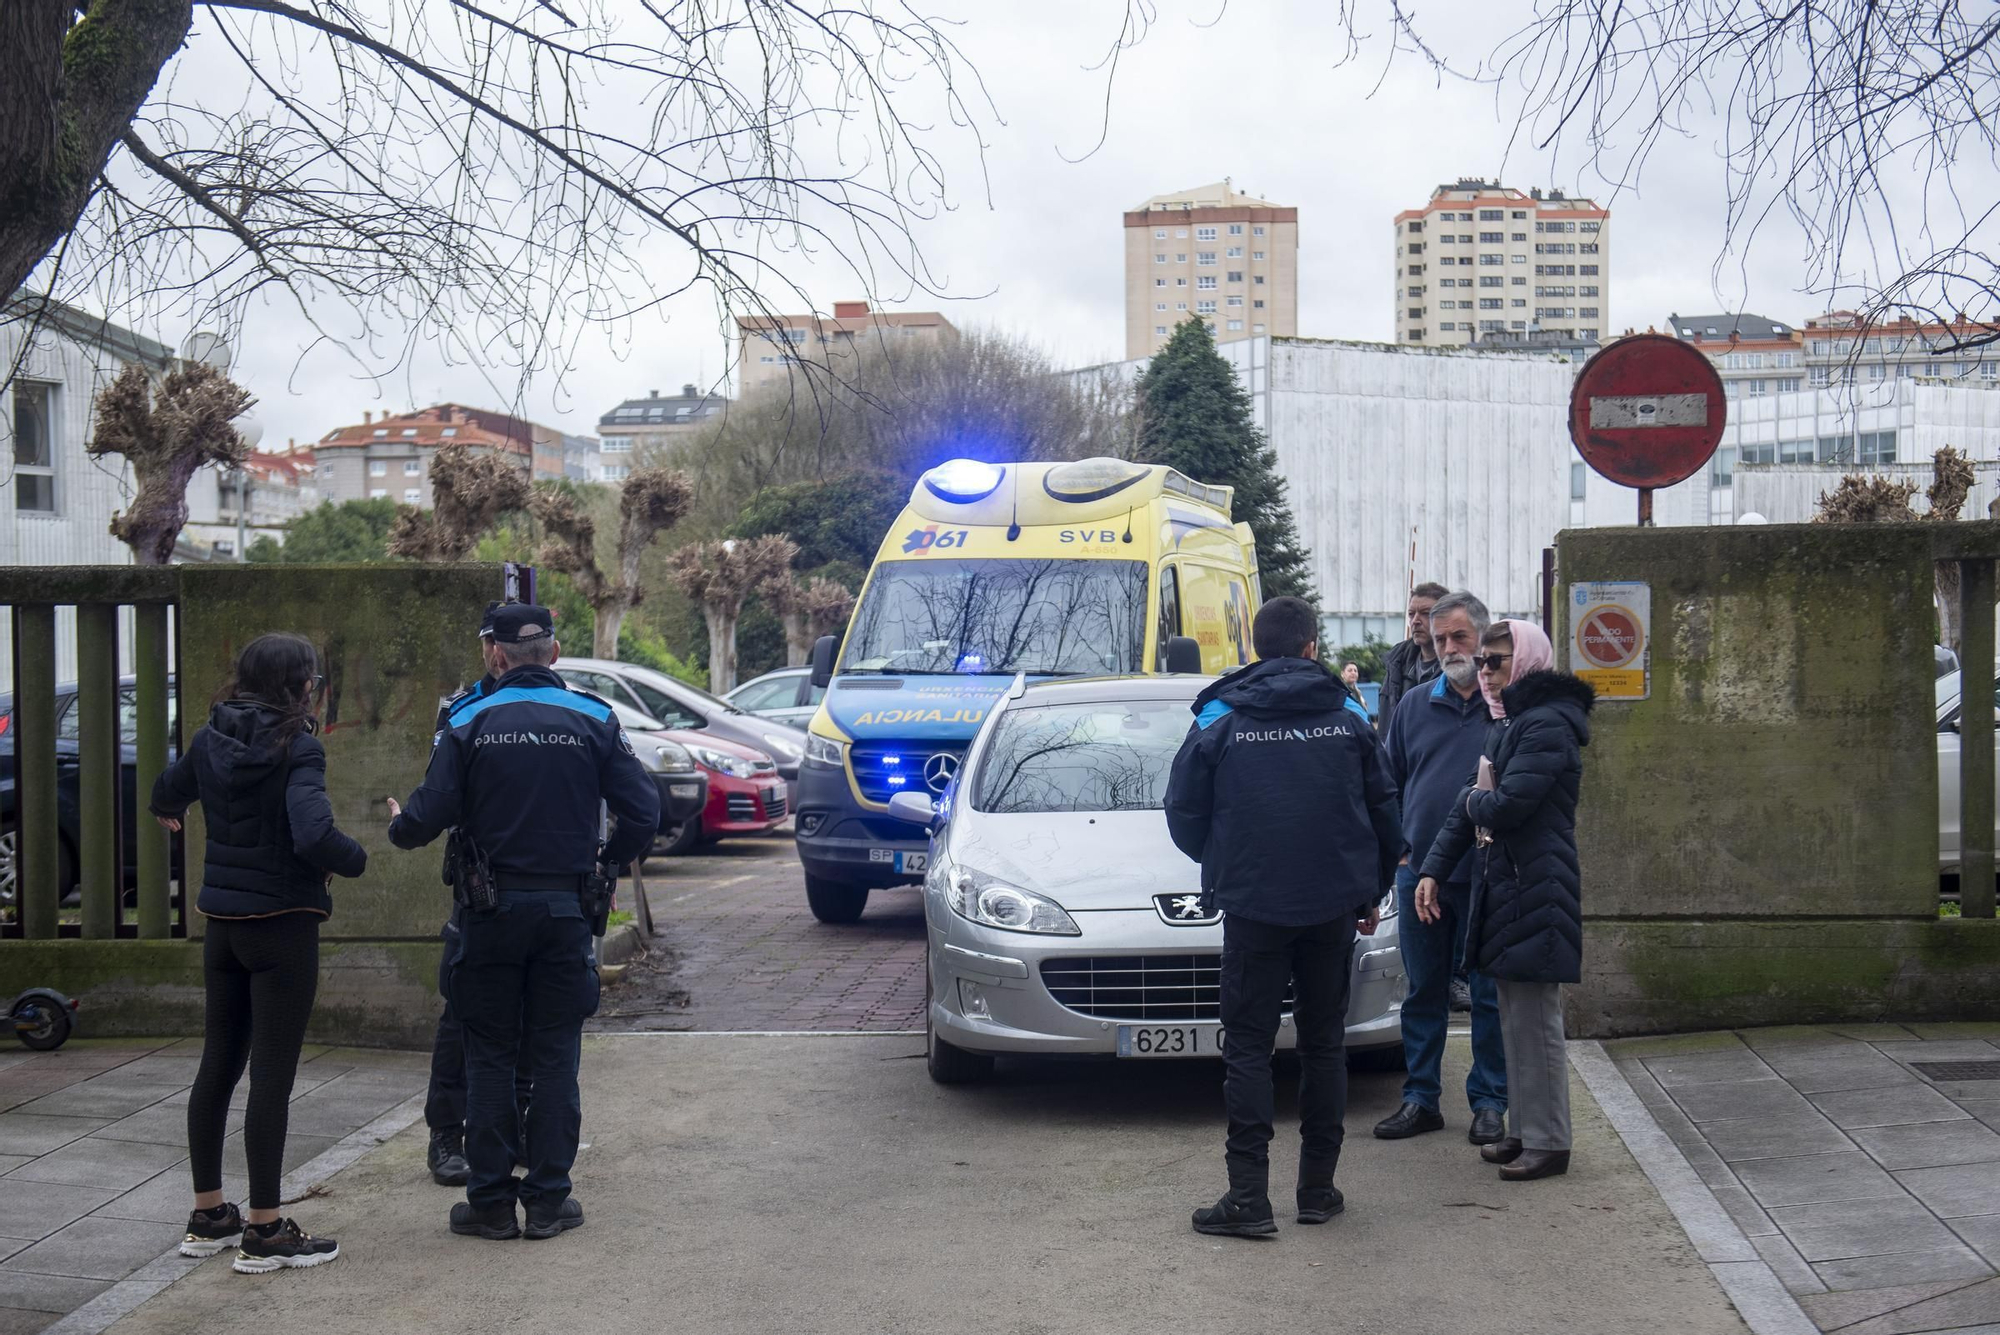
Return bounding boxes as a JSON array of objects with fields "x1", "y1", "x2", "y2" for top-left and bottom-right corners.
[
  {"x1": 972, "y1": 698, "x2": 1185, "y2": 814},
  {"x1": 840, "y1": 558, "x2": 1150, "y2": 676}
]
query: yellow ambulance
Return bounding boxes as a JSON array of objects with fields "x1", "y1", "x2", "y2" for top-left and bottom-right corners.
[{"x1": 794, "y1": 456, "x2": 1260, "y2": 922}]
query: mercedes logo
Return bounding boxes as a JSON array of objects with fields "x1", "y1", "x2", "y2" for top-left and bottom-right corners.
[{"x1": 922, "y1": 752, "x2": 959, "y2": 794}]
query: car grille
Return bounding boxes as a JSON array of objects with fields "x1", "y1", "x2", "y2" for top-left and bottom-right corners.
[
  {"x1": 1040, "y1": 954, "x2": 1294, "y2": 1022},
  {"x1": 849, "y1": 741, "x2": 965, "y2": 803},
  {"x1": 764, "y1": 789, "x2": 787, "y2": 819},
  {"x1": 726, "y1": 789, "x2": 786, "y2": 822}
]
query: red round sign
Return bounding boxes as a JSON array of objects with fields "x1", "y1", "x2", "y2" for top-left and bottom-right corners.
[
  {"x1": 1577, "y1": 606, "x2": 1643, "y2": 668},
  {"x1": 1570, "y1": 333, "x2": 1727, "y2": 489}
]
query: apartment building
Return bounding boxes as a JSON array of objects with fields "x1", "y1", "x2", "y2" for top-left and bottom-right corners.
[
  {"x1": 1803, "y1": 311, "x2": 2000, "y2": 388},
  {"x1": 736, "y1": 300, "x2": 958, "y2": 398},
  {"x1": 1667, "y1": 311, "x2": 1805, "y2": 399},
  {"x1": 597, "y1": 384, "x2": 727, "y2": 478},
  {"x1": 1124, "y1": 180, "x2": 1298, "y2": 360},
  {"x1": 314, "y1": 403, "x2": 566, "y2": 506},
  {"x1": 1394, "y1": 179, "x2": 1609, "y2": 348}
]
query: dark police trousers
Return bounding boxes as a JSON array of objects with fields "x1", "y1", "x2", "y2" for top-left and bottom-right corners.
[
  {"x1": 1219, "y1": 911, "x2": 1358, "y2": 1201},
  {"x1": 426, "y1": 917, "x2": 532, "y2": 1133},
  {"x1": 446, "y1": 891, "x2": 601, "y2": 1212}
]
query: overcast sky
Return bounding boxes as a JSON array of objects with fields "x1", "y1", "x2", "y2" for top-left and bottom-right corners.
[{"x1": 198, "y1": 0, "x2": 1954, "y2": 454}]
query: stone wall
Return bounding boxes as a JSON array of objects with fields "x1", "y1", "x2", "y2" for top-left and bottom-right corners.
[{"x1": 1558, "y1": 523, "x2": 2000, "y2": 1035}]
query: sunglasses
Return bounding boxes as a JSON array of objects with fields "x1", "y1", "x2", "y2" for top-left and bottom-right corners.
[{"x1": 1472, "y1": 653, "x2": 1513, "y2": 672}]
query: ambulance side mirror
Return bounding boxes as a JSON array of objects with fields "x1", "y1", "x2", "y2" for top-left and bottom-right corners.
[
  {"x1": 1164, "y1": 636, "x2": 1202, "y2": 675},
  {"x1": 810, "y1": 635, "x2": 838, "y2": 690}
]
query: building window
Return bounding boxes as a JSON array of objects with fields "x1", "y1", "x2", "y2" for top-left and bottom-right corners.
[
  {"x1": 1227, "y1": 296, "x2": 1243, "y2": 307},
  {"x1": 1177, "y1": 253, "x2": 1188, "y2": 263},
  {"x1": 12, "y1": 381, "x2": 56, "y2": 513},
  {"x1": 403, "y1": 487, "x2": 422, "y2": 503},
  {"x1": 1228, "y1": 223, "x2": 1243, "y2": 236},
  {"x1": 1512, "y1": 299, "x2": 1527, "y2": 308},
  {"x1": 441, "y1": 427, "x2": 457, "y2": 437},
  {"x1": 1253, "y1": 323, "x2": 1266, "y2": 333},
  {"x1": 1580, "y1": 221, "x2": 1601, "y2": 233},
  {"x1": 1176, "y1": 302, "x2": 1187, "y2": 311},
  {"x1": 1195, "y1": 226, "x2": 1217, "y2": 241},
  {"x1": 1479, "y1": 255, "x2": 1502, "y2": 266},
  {"x1": 603, "y1": 464, "x2": 630, "y2": 481},
  {"x1": 1571, "y1": 461, "x2": 1586, "y2": 501},
  {"x1": 1479, "y1": 298, "x2": 1503, "y2": 310},
  {"x1": 1155, "y1": 325, "x2": 1168, "y2": 336},
  {"x1": 1227, "y1": 271, "x2": 1243, "y2": 283},
  {"x1": 1156, "y1": 302, "x2": 1167, "y2": 312},
  {"x1": 1255, "y1": 275, "x2": 1266, "y2": 285},
  {"x1": 1480, "y1": 209, "x2": 1503, "y2": 221},
  {"x1": 1196, "y1": 252, "x2": 1215, "y2": 266},
  {"x1": 1711, "y1": 446, "x2": 1735, "y2": 487},
  {"x1": 372, "y1": 428, "x2": 388, "y2": 437},
  {"x1": 1176, "y1": 228, "x2": 1188, "y2": 238},
  {"x1": 1226, "y1": 246, "x2": 1243, "y2": 259},
  {"x1": 369, "y1": 460, "x2": 388, "y2": 476},
  {"x1": 1580, "y1": 307, "x2": 1599, "y2": 318},
  {"x1": 1197, "y1": 275, "x2": 1217, "y2": 290},
  {"x1": 1252, "y1": 251, "x2": 1265, "y2": 261},
  {"x1": 1155, "y1": 253, "x2": 1166, "y2": 264},
  {"x1": 1512, "y1": 277, "x2": 1527, "y2": 286},
  {"x1": 1176, "y1": 277, "x2": 1188, "y2": 287},
  {"x1": 1227, "y1": 320, "x2": 1244, "y2": 331},
  {"x1": 1439, "y1": 322, "x2": 1456, "y2": 331},
  {"x1": 1511, "y1": 210, "x2": 1527, "y2": 219},
  {"x1": 1580, "y1": 264, "x2": 1599, "y2": 275},
  {"x1": 1512, "y1": 255, "x2": 1527, "y2": 264},
  {"x1": 403, "y1": 459, "x2": 421, "y2": 476},
  {"x1": 1579, "y1": 328, "x2": 1599, "y2": 340},
  {"x1": 1860, "y1": 430, "x2": 1897, "y2": 465},
  {"x1": 1253, "y1": 299, "x2": 1265, "y2": 309},
  {"x1": 1196, "y1": 299, "x2": 1217, "y2": 315},
  {"x1": 370, "y1": 487, "x2": 388, "y2": 498},
  {"x1": 1253, "y1": 226, "x2": 1265, "y2": 236},
  {"x1": 401, "y1": 428, "x2": 418, "y2": 437},
  {"x1": 1480, "y1": 232, "x2": 1503, "y2": 244},
  {"x1": 1154, "y1": 229, "x2": 1166, "y2": 239},
  {"x1": 1480, "y1": 276, "x2": 1503, "y2": 288},
  {"x1": 1155, "y1": 278, "x2": 1166, "y2": 289},
  {"x1": 1511, "y1": 233, "x2": 1527, "y2": 242}
]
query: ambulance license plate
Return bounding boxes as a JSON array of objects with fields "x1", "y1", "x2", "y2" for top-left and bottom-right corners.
[{"x1": 896, "y1": 852, "x2": 928, "y2": 874}]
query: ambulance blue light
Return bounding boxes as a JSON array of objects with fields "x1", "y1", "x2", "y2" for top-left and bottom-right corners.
[
  {"x1": 883, "y1": 755, "x2": 901, "y2": 767},
  {"x1": 887, "y1": 774, "x2": 907, "y2": 787},
  {"x1": 956, "y1": 652, "x2": 987, "y2": 674},
  {"x1": 923, "y1": 458, "x2": 1005, "y2": 502}
]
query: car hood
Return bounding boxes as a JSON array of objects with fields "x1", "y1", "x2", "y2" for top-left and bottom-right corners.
[
  {"x1": 661, "y1": 728, "x2": 768, "y2": 765},
  {"x1": 821, "y1": 675, "x2": 1015, "y2": 743},
  {"x1": 946, "y1": 810, "x2": 1196, "y2": 911}
]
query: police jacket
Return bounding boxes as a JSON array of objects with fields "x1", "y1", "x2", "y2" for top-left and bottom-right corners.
[
  {"x1": 1420, "y1": 670, "x2": 1594, "y2": 984},
  {"x1": 1164, "y1": 658, "x2": 1402, "y2": 927},
  {"x1": 1377, "y1": 638, "x2": 1441, "y2": 738},
  {"x1": 388, "y1": 664, "x2": 660, "y2": 876},
  {"x1": 150, "y1": 701, "x2": 367, "y2": 918}
]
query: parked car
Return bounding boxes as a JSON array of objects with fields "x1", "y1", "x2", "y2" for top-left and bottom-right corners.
[
  {"x1": 883, "y1": 673, "x2": 1405, "y2": 1084},
  {"x1": 554, "y1": 658, "x2": 806, "y2": 792},
  {"x1": 604, "y1": 701, "x2": 709, "y2": 855},
  {"x1": 725, "y1": 666, "x2": 822, "y2": 730},
  {"x1": 1, "y1": 678, "x2": 183, "y2": 908},
  {"x1": 653, "y1": 728, "x2": 789, "y2": 856},
  {"x1": 1938, "y1": 668, "x2": 2000, "y2": 872}
]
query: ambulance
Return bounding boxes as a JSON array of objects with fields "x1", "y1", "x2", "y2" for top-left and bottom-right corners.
[{"x1": 795, "y1": 456, "x2": 1261, "y2": 923}]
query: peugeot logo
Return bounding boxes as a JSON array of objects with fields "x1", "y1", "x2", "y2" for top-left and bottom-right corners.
[
  {"x1": 923, "y1": 752, "x2": 959, "y2": 794},
  {"x1": 1154, "y1": 893, "x2": 1220, "y2": 925}
]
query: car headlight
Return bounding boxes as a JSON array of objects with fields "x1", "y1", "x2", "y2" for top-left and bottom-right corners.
[
  {"x1": 805, "y1": 734, "x2": 848, "y2": 769},
  {"x1": 944, "y1": 867, "x2": 1080, "y2": 936},
  {"x1": 760, "y1": 732, "x2": 802, "y2": 762},
  {"x1": 651, "y1": 738, "x2": 696, "y2": 773},
  {"x1": 690, "y1": 745, "x2": 757, "y2": 778}
]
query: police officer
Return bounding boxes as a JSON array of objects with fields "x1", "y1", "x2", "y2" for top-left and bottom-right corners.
[{"x1": 388, "y1": 604, "x2": 659, "y2": 1241}]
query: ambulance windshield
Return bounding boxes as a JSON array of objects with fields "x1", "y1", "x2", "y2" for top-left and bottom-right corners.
[{"x1": 839, "y1": 559, "x2": 1150, "y2": 677}]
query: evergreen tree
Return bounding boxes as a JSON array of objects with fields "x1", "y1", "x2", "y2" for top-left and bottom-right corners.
[{"x1": 1134, "y1": 318, "x2": 1317, "y2": 607}]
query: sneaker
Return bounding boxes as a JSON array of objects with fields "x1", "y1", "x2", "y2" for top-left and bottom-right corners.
[
  {"x1": 1449, "y1": 976, "x2": 1473, "y2": 1012},
  {"x1": 233, "y1": 1218, "x2": 339, "y2": 1272},
  {"x1": 428, "y1": 1128, "x2": 469, "y2": 1187},
  {"x1": 180, "y1": 1203, "x2": 243, "y2": 1257},
  {"x1": 449, "y1": 1200, "x2": 521, "y2": 1240},
  {"x1": 523, "y1": 1197, "x2": 584, "y2": 1241},
  {"x1": 1191, "y1": 1194, "x2": 1277, "y2": 1238}
]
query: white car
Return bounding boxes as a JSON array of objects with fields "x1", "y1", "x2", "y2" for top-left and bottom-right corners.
[
  {"x1": 1938, "y1": 668, "x2": 2000, "y2": 872},
  {"x1": 887, "y1": 673, "x2": 1404, "y2": 1084}
]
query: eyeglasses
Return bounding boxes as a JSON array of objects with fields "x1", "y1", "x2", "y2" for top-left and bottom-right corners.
[
  {"x1": 1472, "y1": 654, "x2": 1513, "y2": 672},
  {"x1": 310, "y1": 674, "x2": 325, "y2": 692}
]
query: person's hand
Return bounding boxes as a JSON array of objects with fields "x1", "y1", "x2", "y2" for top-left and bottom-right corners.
[
  {"x1": 154, "y1": 815, "x2": 181, "y2": 833},
  {"x1": 1357, "y1": 904, "x2": 1381, "y2": 936},
  {"x1": 1398, "y1": 855, "x2": 1410, "y2": 867},
  {"x1": 1415, "y1": 877, "x2": 1442, "y2": 924},
  {"x1": 385, "y1": 797, "x2": 402, "y2": 820}
]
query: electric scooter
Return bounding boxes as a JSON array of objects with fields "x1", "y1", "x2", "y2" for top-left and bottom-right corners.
[{"x1": 10, "y1": 989, "x2": 78, "y2": 1051}]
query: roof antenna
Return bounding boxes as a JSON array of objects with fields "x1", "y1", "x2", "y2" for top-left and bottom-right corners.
[
  {"x1": 1122, "y1": 506, "x2": 1135, "y2": 544},
  {"x1": 1006, "y1": 469, "x2": 1021, "y2": 542}
]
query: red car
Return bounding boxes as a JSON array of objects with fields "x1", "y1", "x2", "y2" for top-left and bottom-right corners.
[{"x1": 657, "y1": 730, "x2": 788, "y2": 854}]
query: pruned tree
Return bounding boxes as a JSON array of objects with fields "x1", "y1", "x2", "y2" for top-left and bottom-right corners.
[
  {"x1": 666, "y1": 535, "x2": 799, "y2": 693},
  {"x1": 764, "y1": 572, "x2": 858, "y2": 667},
  {"x1": 1815, "y1": 445, "x2": 1978, "y2": 649},
  {"x1": 385, "y1": 442, "x2": 531, "y2": 561},
  {"x1": 87, "y1": 360, "x2": 254, "y2": 564},
  {"x1": 533, "y1": 468, "x2": 695, "y2": 658},
  {"x1": 0, "y1": 1, "x2": 1060, "y2": 402}
]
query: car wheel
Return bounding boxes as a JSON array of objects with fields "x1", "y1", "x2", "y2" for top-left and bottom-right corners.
[
  {"x1": 805, "y1": 873, "x2": 868, "y2": 924},
  {"x1": 925, "y1": 964, "x2": 992, "y2": 1085},
  {"x1": 3, "y1": 821, "x2": 78, "y2": 908},
  {"x1": 655, "y1": 816, "x2": 704, "y2": 858}
]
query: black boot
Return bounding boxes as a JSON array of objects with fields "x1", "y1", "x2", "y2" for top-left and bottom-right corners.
[
  {"x1": 428, "y1": 1128, "x2": 469, "y2": 1187},
  {"x1": 1192, "y1": 1192, "x2": 1277, "y2": 1238},
  {"x1": 1295, "y1": 1184, "x2": 1345, "y2": 1225}
]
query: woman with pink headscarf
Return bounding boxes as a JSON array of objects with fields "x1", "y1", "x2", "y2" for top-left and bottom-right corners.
[{"x1": 1415, "y1": 619, "x2": 1595, "y2": 1182}]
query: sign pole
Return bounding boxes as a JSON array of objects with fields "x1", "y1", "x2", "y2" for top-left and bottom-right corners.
[{"x1": 1638, "y1": 487, "x2": 1654, "y2": 528}]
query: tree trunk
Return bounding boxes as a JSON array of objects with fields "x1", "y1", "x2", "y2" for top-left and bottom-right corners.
[
  {"x1": 111, "y1": 456, "x2": 201, "y2": 565},
  {"x1": 781, "y1": 610, "x2": 810, "y2": 667},
  {"x1": 592, "y1": 596, "x2": 631, "y2": 659},
  {"x1": 704, "y1": 607, "x2": 740, "y2": 694}
]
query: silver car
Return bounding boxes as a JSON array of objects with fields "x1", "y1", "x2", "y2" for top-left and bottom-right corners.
[
  {"x1": 726, "y1": 665, "x2": 822, "y2": 730},
  {"x1": 887, "y1": 674, "x2": 1405, "y2": 1083},
  {"x1": 1937, "y1": 667, "x2": 2000, "y2": 872},
  {"x1": 554, "y1": 656, "x2": 807, "y2": 786}
]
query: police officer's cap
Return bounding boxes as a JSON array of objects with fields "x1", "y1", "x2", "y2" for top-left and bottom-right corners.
[{"x1": 481, "y1": 602, "x2": 554, "y2": 643}]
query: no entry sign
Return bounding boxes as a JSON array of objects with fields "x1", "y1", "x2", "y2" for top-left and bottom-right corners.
[
  {"x1": 1570, "y1": 581, "x2": 1650, "y2": 701},
  {"x1": 1570, "y1": 334, "x2": 1726, "y2": 522}
]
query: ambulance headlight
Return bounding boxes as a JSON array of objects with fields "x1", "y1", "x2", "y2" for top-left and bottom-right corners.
[{"x1": 923, "y1": 458, "x2": 1005, "y2": 503}]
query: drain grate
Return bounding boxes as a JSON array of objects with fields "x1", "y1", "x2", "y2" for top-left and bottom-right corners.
[{"x1": 1911, "y1": 1060, "x2": 2000, "y2": 1082}]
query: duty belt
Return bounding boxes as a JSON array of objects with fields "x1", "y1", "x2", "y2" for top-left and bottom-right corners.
[{"x1": 494, "y1": 873, "x2": 590, "y2": 893}]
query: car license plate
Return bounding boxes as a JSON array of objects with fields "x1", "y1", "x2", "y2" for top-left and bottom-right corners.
[
  {"x1": 1117, "y1": 1025, "x2": 1223, "y2": 1058},
  {"x1": 895, "y1": 851, "x2": 928, "y2": 873},
  {"x1": 668, "y1": 783, "x2": 701, "y2": 799}
]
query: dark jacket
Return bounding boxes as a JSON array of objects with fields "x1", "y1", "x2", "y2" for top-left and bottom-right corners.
[
  {"x1": 1377, "y1": 638, "x2": 1441, "y2": 738},
  {"x1": 1420, "y1": 670, "x2": 1594, "y2": 984},
  {"x1": 1384, "y1": 673, "x2": 1490, "y2": 883},
  {"x1": 1165, "y1": 658, "x2": 1402, "y2": 927},
  {"x1": 150, "y1": 702, "x2": 368, "y2": 918},
  {"x1": 389, "y1": 664, "x2": 661, "y2": 873}
]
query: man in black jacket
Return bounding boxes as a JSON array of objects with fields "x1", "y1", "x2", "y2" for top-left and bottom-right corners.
[
  {"x1": 1165, "y1": 596, "x2": 1402, "y2": 1238},
  {"x1": 1376, "y1": 581, "x2": 1447, "y2": 739}
]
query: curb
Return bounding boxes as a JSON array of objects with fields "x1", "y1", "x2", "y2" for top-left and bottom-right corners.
[
  {"x1": 1569, "y1": 1040, "x2": 1819, "y2": 1335},
  {"x1": 598, "y1": 923, "x2": 643, "y2": 966}
]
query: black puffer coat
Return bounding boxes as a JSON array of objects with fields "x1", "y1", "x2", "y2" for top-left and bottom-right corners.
[
  {"x1": 150, "y1": 701, "x2": 367, "y2": 918},
  {"x1": 1419, "y1": 671, "x2": 1593, "y2": 984}
]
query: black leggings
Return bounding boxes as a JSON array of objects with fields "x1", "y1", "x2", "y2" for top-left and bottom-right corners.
[{"x1": 188, "y1": 913, "x2": 321, "y2": 1210}]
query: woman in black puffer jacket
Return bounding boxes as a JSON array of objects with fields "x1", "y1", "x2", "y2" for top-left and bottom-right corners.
[
  {"x1": 150, "y1": 633, "x2": 364, "y2": 1272},
  {"x1": 1417, "y1": 619, "x2": 1593, "y2": 1183}
]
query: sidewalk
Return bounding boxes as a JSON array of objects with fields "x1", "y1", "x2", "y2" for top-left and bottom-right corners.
[
  {"x1": 1604, "y1": 1023, "x2": 2000, "y2": 1334},
  {"x1": 16, "y1": 1034, "x2": 1750, "y2": 1335},
  {"x1": 0, "y1": 1040, "x2": 428, "y2": 1333}
]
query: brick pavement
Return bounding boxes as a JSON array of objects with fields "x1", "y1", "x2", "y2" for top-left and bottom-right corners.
[
  {"x1": 1607, "y1": 1024, "x2": 2000, "y2": 1334},
  {"x1": 0, "y1": 1039, "x2": 428, "y2": 1334},
  {"x1": 606, "y1": 836, "x2": 928, "y2": 1033}
]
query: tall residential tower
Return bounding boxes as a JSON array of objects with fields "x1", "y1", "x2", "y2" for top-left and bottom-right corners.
[
  {"x1": 1394, "y1": 179, "x2": 1610, "y2": 348},
  {"x1": 1124, "y1": 180, "x2": 1298, "y2": 360}
]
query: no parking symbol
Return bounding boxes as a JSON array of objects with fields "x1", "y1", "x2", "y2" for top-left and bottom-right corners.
[{"x1": 1570, "y1": 582, "x2": 1650, "y2": 701}]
